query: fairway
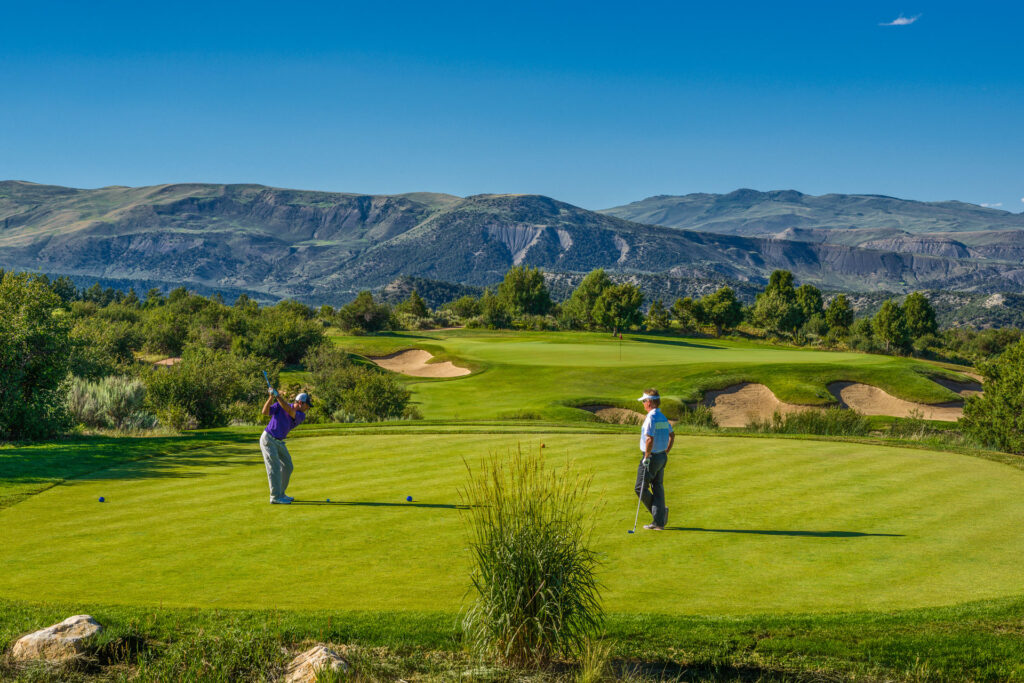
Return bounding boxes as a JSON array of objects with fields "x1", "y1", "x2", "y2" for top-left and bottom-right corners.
[
  {"x1": 3, "y1": 429, "x2": 1023, "y2": 615},
  {"x1": 327, "y1": 330, "x2": 971, "y2": 420}
]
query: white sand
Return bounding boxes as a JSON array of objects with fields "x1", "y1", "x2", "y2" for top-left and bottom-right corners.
[
  {"x1": 369, "y1": 349, "x2": 470, "y2": 378},
  {"x1": 703, "y1": 383, "x2": 817, "y2": 428},
  {"x1": 828, "y1": 382, "x2": 963, "y2": 421}
]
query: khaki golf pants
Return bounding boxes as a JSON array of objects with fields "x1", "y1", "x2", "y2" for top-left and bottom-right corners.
[{"x1": 260, "y1": 431, "x2": 293, "y2": 502}]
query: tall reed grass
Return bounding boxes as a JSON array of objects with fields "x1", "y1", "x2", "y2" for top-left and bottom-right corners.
[
  {"x1": 461, "y1": 445, "x2": 603, "y2": 668},
  {"x1": 746, "y1": 407, "x2": 870, "y2": 436}
]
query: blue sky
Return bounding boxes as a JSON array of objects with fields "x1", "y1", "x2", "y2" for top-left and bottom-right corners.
[{"x1": 1, "y1": 1, "x2": 1021, "y2": 210}]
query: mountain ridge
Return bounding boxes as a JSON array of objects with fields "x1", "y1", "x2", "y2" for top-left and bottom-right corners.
[{"x1": 3, "y1": 181, "x2": 1024, "y2": 302}]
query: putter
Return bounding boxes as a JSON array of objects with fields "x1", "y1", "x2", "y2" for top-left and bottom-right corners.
[
  {"x1": 629, "y1": 460, "x2": 650, "y2": 534},
  {"x1": 262, "y1": 370, "x2": 277, "y2": 397}
]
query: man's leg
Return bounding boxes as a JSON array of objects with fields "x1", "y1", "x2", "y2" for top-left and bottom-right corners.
[
  {"x1": 278, "y1": 442, "x2": 294, "y2": 495},
  {"x1": 634, "y1": 460, "x2": 653, "y2": 513},
  {"x1": 649, "y1": 452, "x2": 668, "y2": 528},
  {"x1": 260, "y1": 432, "x2": 284, "y2": 501}
]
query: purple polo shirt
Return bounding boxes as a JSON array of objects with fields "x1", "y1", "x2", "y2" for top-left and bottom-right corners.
[{"x1": 265, "y1": 402, "x2": 305, "y2": 440}]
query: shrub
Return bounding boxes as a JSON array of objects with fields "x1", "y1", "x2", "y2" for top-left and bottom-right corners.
[
  {"x1": 304, "y1": 345, "x2": 412, "y2": 422},
  {"x1": 144, "y1": 347, "x2": 268, "y2": 429},
  {"x1": 961, "y1": 339, "x2": 1024, "y2": 453},
  {"x1": 0, "y1": 272, "x2": 73, "y2": 440},
  {"x1": 70, "y1": 317, "x2": 142, "y2": 379},
  {"x1": 461, "y1": 446, "x2": 602, "y2": 668},
  {"x1": 337, "y1": 292, "x2": 394, "y2": 333},
  {"x1": 341, "y1": 370, "x2": 412, "y2": 422},
  {"x1": 68, "y1": 375, "x2": 155, "y2": 431},
  {"x1": 746, "y1": 408, "x2": 870, "y2": 436}
]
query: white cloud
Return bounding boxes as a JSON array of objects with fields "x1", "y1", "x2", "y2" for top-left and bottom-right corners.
[
  {"x1": 981, "y1": 202, "x2": 1003, "y2": 208},
  {"x1": 1021, "y1": 197, "x2": 1024, "y2": 204},
  {"x1": 880, "y1": 14, "x2": 921, "y2": 26}
]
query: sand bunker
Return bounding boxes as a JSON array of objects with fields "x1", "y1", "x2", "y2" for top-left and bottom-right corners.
[
  {"x1": 703, "y1": 383, "x2": 816, "y2": 428},
  {"x1": 931, "y1": 376, "x2": 983, "y2": 398},
  {"x1": 369, "y1": 349, "x2": 471, "y2": 378},
  {"x1": 579, "y1": 405, "x2": 644, "y2": 425},
  {"x1": 828, "y1": 382, "x2": 963, "y2": 421}
]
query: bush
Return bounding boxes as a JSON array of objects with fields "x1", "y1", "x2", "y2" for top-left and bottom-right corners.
[
  {"x1": 337, "y1": 292, "x2": 394, "y2": 333},
  {"x1": 961, "y1": 339, "x2": 1024, "y2": 453},
  {"x1": 144, "y1": 347, "x2": 269, "y2": 429},
  {"x1": 0, "y1": 272, "x2": 73, "y2": 440},
  {"x1": 304, "y1": 345, "x2": 412, "y2": 422},
  {"x1": 68, "y1": 375, "x2": 155, "y2": 431},
  {"x1": 746, "y1": 408, "x2": 870, "y2": 436},
  {"x1": 461, "y1": 445, "x2": 602, "y2": 667},
  {"x1": 70, "y1": 317, "x2": 142, "y2": 379}
]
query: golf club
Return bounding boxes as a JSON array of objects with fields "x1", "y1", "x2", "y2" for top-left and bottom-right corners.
[
  {"x1": 262, "y1": 370, "x2": 277, "y2": 397},
  {"x1": 629, "y1": 459, "x2": 650, "y2": 534}
]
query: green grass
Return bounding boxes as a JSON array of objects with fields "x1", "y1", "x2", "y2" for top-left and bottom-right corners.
[
  {"x1": 327, "y1": 330, "x2": 971, "y2": 421},
  {"x1": 3, "y1": 428, "x2": 1023, "y2": 615}
]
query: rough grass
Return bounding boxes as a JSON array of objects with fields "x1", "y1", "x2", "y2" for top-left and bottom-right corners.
[{"x1": 3, "y1": 596, "x2": 1024, "y2": 681}]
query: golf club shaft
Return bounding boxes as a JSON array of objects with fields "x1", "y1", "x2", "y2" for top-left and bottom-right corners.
[{"x1": 631, "y1": 460, "x2": 649, "y2": 532}]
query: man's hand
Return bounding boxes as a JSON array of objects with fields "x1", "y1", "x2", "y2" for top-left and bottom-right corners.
[
  {"x1": 642, "y1": 455, "x2": 650, "y2": 468},
  {"x1": 268, "y1": 387, "x2": 278, "y2": 397}
]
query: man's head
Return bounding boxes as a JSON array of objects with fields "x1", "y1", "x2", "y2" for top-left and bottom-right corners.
[
  {"x1": 294, "y1": 392, "x2": 313, "y2": 412},
  {"x1": 637, "y1": 389, "x2": 660, "y2": 409}
]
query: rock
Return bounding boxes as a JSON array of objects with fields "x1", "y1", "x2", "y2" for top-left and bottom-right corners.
[
  {"x1": 284, "y1": 645, "x2": 350, "y2": 682},
  {"x1": 11, "y1": 615, "x2": 103, "y2": 662}
]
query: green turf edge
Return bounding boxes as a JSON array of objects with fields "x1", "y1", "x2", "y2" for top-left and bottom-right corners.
[{"x1": 2, "y1": 596, "x2": 1024, "y2": 681}]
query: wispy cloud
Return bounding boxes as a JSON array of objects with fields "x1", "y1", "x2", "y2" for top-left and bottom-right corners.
[
  {"x1": 981, "y1": 202, "x2": 1003, "y2": 208},
  {"x1": 880, "y1": 14, "x2": 921, "y2": 26}
]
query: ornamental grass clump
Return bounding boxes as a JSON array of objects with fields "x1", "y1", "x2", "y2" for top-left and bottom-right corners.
[{"x1": 460, "y1": 445, "x2": 603, "y2": 668}]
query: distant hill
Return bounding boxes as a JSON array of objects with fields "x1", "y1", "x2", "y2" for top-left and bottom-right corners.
[
  {"x1": 601, "y1": 189, "x2": 1024, "y2": 261},
  {"x1": 3, "y1": 181, "x2": 1024, "y2": 302}
]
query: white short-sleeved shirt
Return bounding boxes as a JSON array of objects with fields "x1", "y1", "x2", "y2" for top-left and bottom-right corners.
[{"x1": 640, "y1": 407, "x2": 674, "y2": 453}]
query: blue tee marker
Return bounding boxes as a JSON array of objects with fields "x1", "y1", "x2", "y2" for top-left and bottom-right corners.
[
  {"x1": 98, "y1": 497, "x2": 105, "y2": 503},
  {"x1": 406, "y1": 496, "x2": 413, "y2": 502}
]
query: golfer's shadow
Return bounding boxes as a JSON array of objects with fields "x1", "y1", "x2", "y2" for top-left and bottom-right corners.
[
  {"x1": 291, "y1": 501, "x2": 470, "y2": 510},
  {"x1": 664, "y1": 527, "x2": 903, "y2": 538}
]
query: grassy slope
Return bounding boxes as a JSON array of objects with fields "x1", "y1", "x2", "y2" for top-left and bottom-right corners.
[
  {"x1": 3, "y1": 596, "x2": 1024, "y2": 681},
  {"x1": 3, "y1": 428, "x2": 1023, "y2": 615},
  {"x1": 328, "y1": 330, "x2": 969, "y2": 421}
]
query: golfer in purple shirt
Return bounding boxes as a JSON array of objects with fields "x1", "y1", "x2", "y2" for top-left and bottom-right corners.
[{"x1": 260, "y1": 388, "x2": 311, "y2": 504}]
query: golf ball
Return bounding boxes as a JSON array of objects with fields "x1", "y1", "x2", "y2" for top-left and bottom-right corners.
[
  {"x1": 98, "y1": 497, "x2": 105, "y2": 503},
  {"x1": 406, "y1": 496, "x2": 413, "y2": 502}
]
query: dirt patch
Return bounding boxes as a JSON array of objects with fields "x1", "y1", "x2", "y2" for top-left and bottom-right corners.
[
  {"x1": 369, "y1": 349, "x2": 471, "y2": 378},
  {"x1": 703, "y1": 383, "x2": 816, "y2": 428},
  {"x1": 931, "y1": 376, "x2": 983, "y2": 398},
  {"x1": 828, "y1": 382, "x2": 963, "y2": 421},
  {"x1": 579, "y1": 405, "x2": 643, "y2": 425}
]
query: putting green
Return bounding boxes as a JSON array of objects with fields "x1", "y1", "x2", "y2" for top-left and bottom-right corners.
[
  {"x1": 328, "y1": 331, "x2": 967, "y2": 420},
  {"x1": 2, "y1": 430, "x2": 1022, "y2": 615}
]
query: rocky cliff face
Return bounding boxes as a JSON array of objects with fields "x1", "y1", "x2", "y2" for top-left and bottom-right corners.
[{"x1": 2, "y1": 181, "x2": 1023, "y2": 300}]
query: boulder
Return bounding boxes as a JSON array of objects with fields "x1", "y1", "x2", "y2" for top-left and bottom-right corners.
[
  {"x1": 284, "y1": 645, "x2": 350, "y2": 682},
  {"x1": 11, "y1": 615, "x2": 103, "y2": 662}
]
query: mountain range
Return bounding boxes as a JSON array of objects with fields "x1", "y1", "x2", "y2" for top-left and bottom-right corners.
[{"x1": 2, "y1": 181, "x2": 1024, "y2": 303}]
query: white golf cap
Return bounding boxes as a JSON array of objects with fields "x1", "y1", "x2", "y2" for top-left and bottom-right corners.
[{"x1": 637, "y1": 392, "x2": 659, "y2": 402}]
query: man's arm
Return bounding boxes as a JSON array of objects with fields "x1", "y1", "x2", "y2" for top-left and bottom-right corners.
[
  {"x1": 644, "y1": 435, "x2": 653, "y2": 462},
  {"x1": 261, "y1": 392, "x2": 276, "y2": 417},
  {"x1": 666, "y1": 432, "x2": 675, "y2": 455},
  {"x1": 276, "y1": 396, "x2": 297, "y2": 419}
]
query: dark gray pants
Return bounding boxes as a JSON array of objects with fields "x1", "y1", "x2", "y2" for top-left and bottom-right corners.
[{"x1": 634, "y1": 451, "x2": 668, "y2": 527}]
